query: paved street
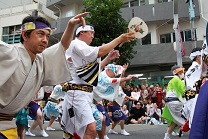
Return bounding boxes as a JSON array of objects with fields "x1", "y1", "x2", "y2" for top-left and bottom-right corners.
[{"x1": 26, "y1": 121, "x2": 189, "y2": 139}]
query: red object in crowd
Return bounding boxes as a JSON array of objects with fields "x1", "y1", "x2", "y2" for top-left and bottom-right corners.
[
  {"x1": 156, "y1": 88, "x2": 163, "y2": 109},
  {"x1": 156, "y1": 88, "x2": 163, "y2": 103}
]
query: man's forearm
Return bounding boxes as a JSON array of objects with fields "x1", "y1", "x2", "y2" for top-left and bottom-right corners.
[{"x1": 61, "y1": 22, "x2": 75, "y2": 51}]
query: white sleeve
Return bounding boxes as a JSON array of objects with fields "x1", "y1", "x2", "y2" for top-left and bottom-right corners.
[
  {"x1": 74, "y1": 43, "x2": 99, "y2": 62},
  {"x1": 42, "y1": 42, "x2": 72, "y2": 85},
  {"x1": 0, "y1": 42, "x2": 19, "y2": 88}
]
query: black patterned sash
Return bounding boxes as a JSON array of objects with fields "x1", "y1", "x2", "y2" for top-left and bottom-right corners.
[{"x1": 75, "y1": 60, "x2": 99, "y2": 86}]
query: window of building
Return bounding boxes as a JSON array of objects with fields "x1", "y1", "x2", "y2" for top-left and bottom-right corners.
[
  {"x1": 173, "y1": 32, "x2": 184, "y2": 42},
  {"x1": 130, "y1": 0, "x2": 139, "y2": 7},
  {"x1": 122, "y1": 2, "x2": 129, "y2": 8},
  {"x1": 122, "y1": 0, "x2": 149, "y2": 7},
  {"x1": 163, "y1": 29, "x2": 196, "y2": 43},
  {"x1": 184, "y1": 30, "x2": 192, "y2": 41},
  {"x1": 160, "y1": 33, "x2": 171, "y2": 43},
  {"x1": 139, "y1": 0, "x2": 147, "y2": 6},
  {"x1": 142, "y1": 33, "x2": 151, "y2": 45},
  {"x1": 2, "y1": 25, "x2": 21, "y2": 44},
  {"x1": 184, "y1": 29, "x2": 197, "y2": 41}
]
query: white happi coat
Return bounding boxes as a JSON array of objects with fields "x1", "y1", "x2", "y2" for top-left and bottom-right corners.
[
  {"x1": 62, "y1": 38, "x2": 100, "y2": 138},
  {"x1": 93, "y1": 70, "x2": 121, "y2": 102},
  {"x1": 0, "y1": 41, "x2": 71, "y2": 130},
  {"x1": 184, "y1": 61, "x2": 202, "y2": 127}
]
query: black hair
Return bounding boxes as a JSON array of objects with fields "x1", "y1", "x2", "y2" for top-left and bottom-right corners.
[
  {"x1": 191, "y1": 47, "x2": 202, "y2": 53},
  {"x1": 191, "y1": 47, "x2": 202, "y2": 61},
  {"x1": 20, "y1": 16, "x2": 51, "y2": 44},
  {"x1": 134, "y1": 101, "x2": 139, "y2": 105}
]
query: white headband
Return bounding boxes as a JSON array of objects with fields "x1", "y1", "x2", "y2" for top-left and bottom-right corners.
[
  {"x1": 189, "y1": 51, "x2": 201, "y2": 60},
  {"x1": 76, "y1": 25, "x2": 94, "y2": 36}
]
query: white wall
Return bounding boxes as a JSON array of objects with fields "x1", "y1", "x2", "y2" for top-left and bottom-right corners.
[
  {"x1": 0, "y1": 0, "x2": 33, "y2": 9},
  {"x1": 0, "y1": 2, "x2": 56, "y2": 46},
  {"x1": 61, "y1": 3, "x2": 83, "y2": 18},
  {"x1": 195, "y1": 19, "x2": 207, "y2": 41},
  {"x1": 147, "y1": 23, "x2": 158, "y2": 44},
  {"x1": 149, "y1": 0, "x2": 157, "y2": 4},
  {"x1": 199, "y1": 0, "x2": 208, "y2": 22}
]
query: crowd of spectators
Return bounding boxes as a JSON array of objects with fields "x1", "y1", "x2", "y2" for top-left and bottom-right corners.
[
  {"x1": 121, "y1": 83, "x2": 167, "y2": 125},
  {"x1": 23, "y1": 83, "x2": 167, "y2": 138}
]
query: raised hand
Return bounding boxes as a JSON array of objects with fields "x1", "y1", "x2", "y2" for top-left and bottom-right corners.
[
  {"x1": 123, "y1": 63, "x2": 129, "y2": 70},
  {"x1": 119, "y1": 32, "x2": 135, "y2": 47},
  {"x1": 107, "y1": 49, "x2": 120, "y2": 60},
  {"x1": 69, "y1": 12, "x2": 89, "y2": 27},
  {"x1": 61, "y1": 12, "x2": 89, "y2": 50}
]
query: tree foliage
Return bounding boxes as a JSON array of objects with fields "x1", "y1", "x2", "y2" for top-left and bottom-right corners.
[{"x1": 83, "y1": 0, "x2": 137, "y2": 65}]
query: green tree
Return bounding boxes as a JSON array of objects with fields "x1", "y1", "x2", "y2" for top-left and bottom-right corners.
[{"x1": 83, "y1": 0, "x2": 137, "y2": 65}]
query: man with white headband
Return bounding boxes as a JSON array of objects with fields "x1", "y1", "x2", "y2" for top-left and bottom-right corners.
[
  {"x1": 183, "y1": 47, "x2": 207, "y2": 129},
  {"x1": 162, "y1": 65, "x2": 186, "y2": 139},
  {"x1": 0, "y1": 12, "x2": 88, "y2": 138},
  {"x1": 62, "y1": 24, "x2": 135, "y2": 139}
]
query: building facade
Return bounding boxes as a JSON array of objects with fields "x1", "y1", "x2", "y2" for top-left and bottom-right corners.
[{"x1": 0, "y1": 0, "x2": 57, "y2": 47}]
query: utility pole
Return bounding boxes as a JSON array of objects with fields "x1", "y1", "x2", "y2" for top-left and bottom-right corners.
[
  {"x1": 173, "y1": 0, "x2": 182, "y2": 67},
  {"x1": 186, "y1": 0, "x2": 196, "y2": 48}
]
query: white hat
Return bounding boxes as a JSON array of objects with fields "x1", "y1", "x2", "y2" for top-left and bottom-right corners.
[{"x1": 76, "y1": 25, "x2": 94, "y2": 36}]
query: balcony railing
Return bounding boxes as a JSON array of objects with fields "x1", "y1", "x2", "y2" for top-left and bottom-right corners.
[{"x1": 121, "y1": 0, "x2": 200, "y2": 22}]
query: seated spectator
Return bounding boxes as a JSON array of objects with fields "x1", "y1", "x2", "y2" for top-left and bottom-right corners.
[
  {"x1": 150, "y1": 85, "x2": 157, "y2": 103},
  {"x1": 142, "y1": 99, "x2": 147, "y2": 112},
  {"x1": 131, "y1": 87, "x2": 140, "y2": 102},
  {"x1": 123, "y1": 85, "x2": 133, "y2": 111},
  {"x1": 129, "y1": 102, "x2": 147, "y2": 124},
  {"x1": 146, "y1": 98, "x2": 153, "y2": 115},
  {"x1": 148, "y1": 103, "x2": 161, "y2": 125},
  {"x1": 143, "y1": 89, "x2": 149, "y2": 101},
  {"x1": 140, "y1": 85, "x2": 148, "y2": 101},
  {"x1": 121, "y1": 104, "x2": 129, "y2": 117}
]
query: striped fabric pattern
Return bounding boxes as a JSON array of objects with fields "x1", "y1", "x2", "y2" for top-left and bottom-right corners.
[{"x1": 76, "y1": 60, "x2": 99, "y2": 86}]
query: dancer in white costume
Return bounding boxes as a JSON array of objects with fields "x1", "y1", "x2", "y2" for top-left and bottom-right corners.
[
  {"x1": 61, "y1": 24, "x2": 135, "y2": 139},
  {"x1": 183, "y1": 47, "x2": 207, "y2": 128}
]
